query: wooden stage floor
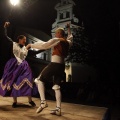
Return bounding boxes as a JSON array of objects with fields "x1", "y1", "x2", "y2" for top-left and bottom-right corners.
[{"x1": 0, "y1": 96, "x2": 108, "y2": 120}]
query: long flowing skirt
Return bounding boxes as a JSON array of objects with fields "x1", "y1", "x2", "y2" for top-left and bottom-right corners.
[{"x1": 0, "y1": 58, "x2": 36, "y2": 97}]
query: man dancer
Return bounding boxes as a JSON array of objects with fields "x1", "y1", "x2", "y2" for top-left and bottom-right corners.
[{"x1": 27, "y1": 23, "x2": 73, "y2": 116}]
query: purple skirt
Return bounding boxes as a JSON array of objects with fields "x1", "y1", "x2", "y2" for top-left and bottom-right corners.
[{"x1": 0, "y1": 58, "x2": 37, "y2": 97}]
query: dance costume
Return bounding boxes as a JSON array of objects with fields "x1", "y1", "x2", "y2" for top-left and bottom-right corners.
[
  {"x1": 31, "y1": 32, "x2": 73, "y2": 115},
  {"x1": 0, "y1": 27, "x2": 35, "y2": 97}
]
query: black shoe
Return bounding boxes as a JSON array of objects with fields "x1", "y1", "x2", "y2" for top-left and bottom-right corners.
[
  {"x1": 12, "y1": 102, "x2": 17, "y2": 108},
  {"x1": 29, "y1": 101, "x2": 36, "y2": 107}
]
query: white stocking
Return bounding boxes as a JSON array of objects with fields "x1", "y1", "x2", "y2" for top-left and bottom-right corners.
[
  {"x1": 54, "y1": 89, "x2": 61, "y2": 108},
  {"x1": 38, "y1": 80, "x2": 45, "y2": 101}
]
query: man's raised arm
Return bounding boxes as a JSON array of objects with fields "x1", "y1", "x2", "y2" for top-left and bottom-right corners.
[{"x1": 66, "y1": 23, "x2": 73, "y2": 46}]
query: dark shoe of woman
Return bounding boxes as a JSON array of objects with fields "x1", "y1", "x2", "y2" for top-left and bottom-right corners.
[
  {"x1": 12, "y1": 102, "x2": 17, "y2": 108},
  {"x1": 29, "y1": 101, "x2": 36, "y2": 107}
]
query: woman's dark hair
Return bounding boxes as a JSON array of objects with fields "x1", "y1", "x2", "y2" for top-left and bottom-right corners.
[{"x1": 17, "y1": 35, "x2": 25, "y2": 41}]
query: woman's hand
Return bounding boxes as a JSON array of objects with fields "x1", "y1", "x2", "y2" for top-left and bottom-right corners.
[
  {"x1": 7, "y1": 86, "x2": 11, "y2": 91},
  {"x1": 4, "y1": 22, "x2": 10, "y2": 28},
  {"x1": 26, "y1": 44, "x2": 31, "y2": 50}
]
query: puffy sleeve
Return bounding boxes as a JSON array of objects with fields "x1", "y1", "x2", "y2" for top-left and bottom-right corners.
[
  {"x1": 31, "y1": 38, "x2": 60, "y2": 50},
  {"x1": 67, "y1": 34, "x2": 73, "y2": 41},
  {"x1": 28, "y1": 49, "x2": 45, "y2": 57}
]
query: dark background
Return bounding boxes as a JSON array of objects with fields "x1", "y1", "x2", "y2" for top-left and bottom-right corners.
[{"x1": 0, "y1": 0, "x2": 120, "y2": 119}]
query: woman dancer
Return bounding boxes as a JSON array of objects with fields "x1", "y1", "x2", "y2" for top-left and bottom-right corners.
[{"x1": 0, "y1": 22, "x2": 38, "y2": 108}]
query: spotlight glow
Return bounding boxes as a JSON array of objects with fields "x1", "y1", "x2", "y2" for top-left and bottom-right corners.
[{"x1": 10, "y1": 0, "x2": 20, "y2": 6}]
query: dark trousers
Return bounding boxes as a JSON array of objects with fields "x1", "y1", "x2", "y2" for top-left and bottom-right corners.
[{"x1": 38, "y1": 62, "x2": 65, "y2": 85}]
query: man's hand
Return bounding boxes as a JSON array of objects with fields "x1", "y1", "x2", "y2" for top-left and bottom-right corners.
[
  {"x1": 4, "y1": 22, "x2": 10, "y2": 28},
  {"x1": 26, "y1": 44, "x2": 31, "y2": 50},
  {"x1": 66, "y1": 23, "x2": 71, "y2": 35},
  {"x1": 66, "y1": 23, "x2": 70, "y2": 28}
]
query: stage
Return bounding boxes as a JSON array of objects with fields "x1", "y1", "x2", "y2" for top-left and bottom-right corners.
[{"x1": 0, "y1": 96, "x2": 109, "y2": 120}]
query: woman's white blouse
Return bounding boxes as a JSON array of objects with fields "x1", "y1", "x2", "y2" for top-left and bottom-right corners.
[{"x1": 13, "y1": 42, "x2": 28, "y2": 64}]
